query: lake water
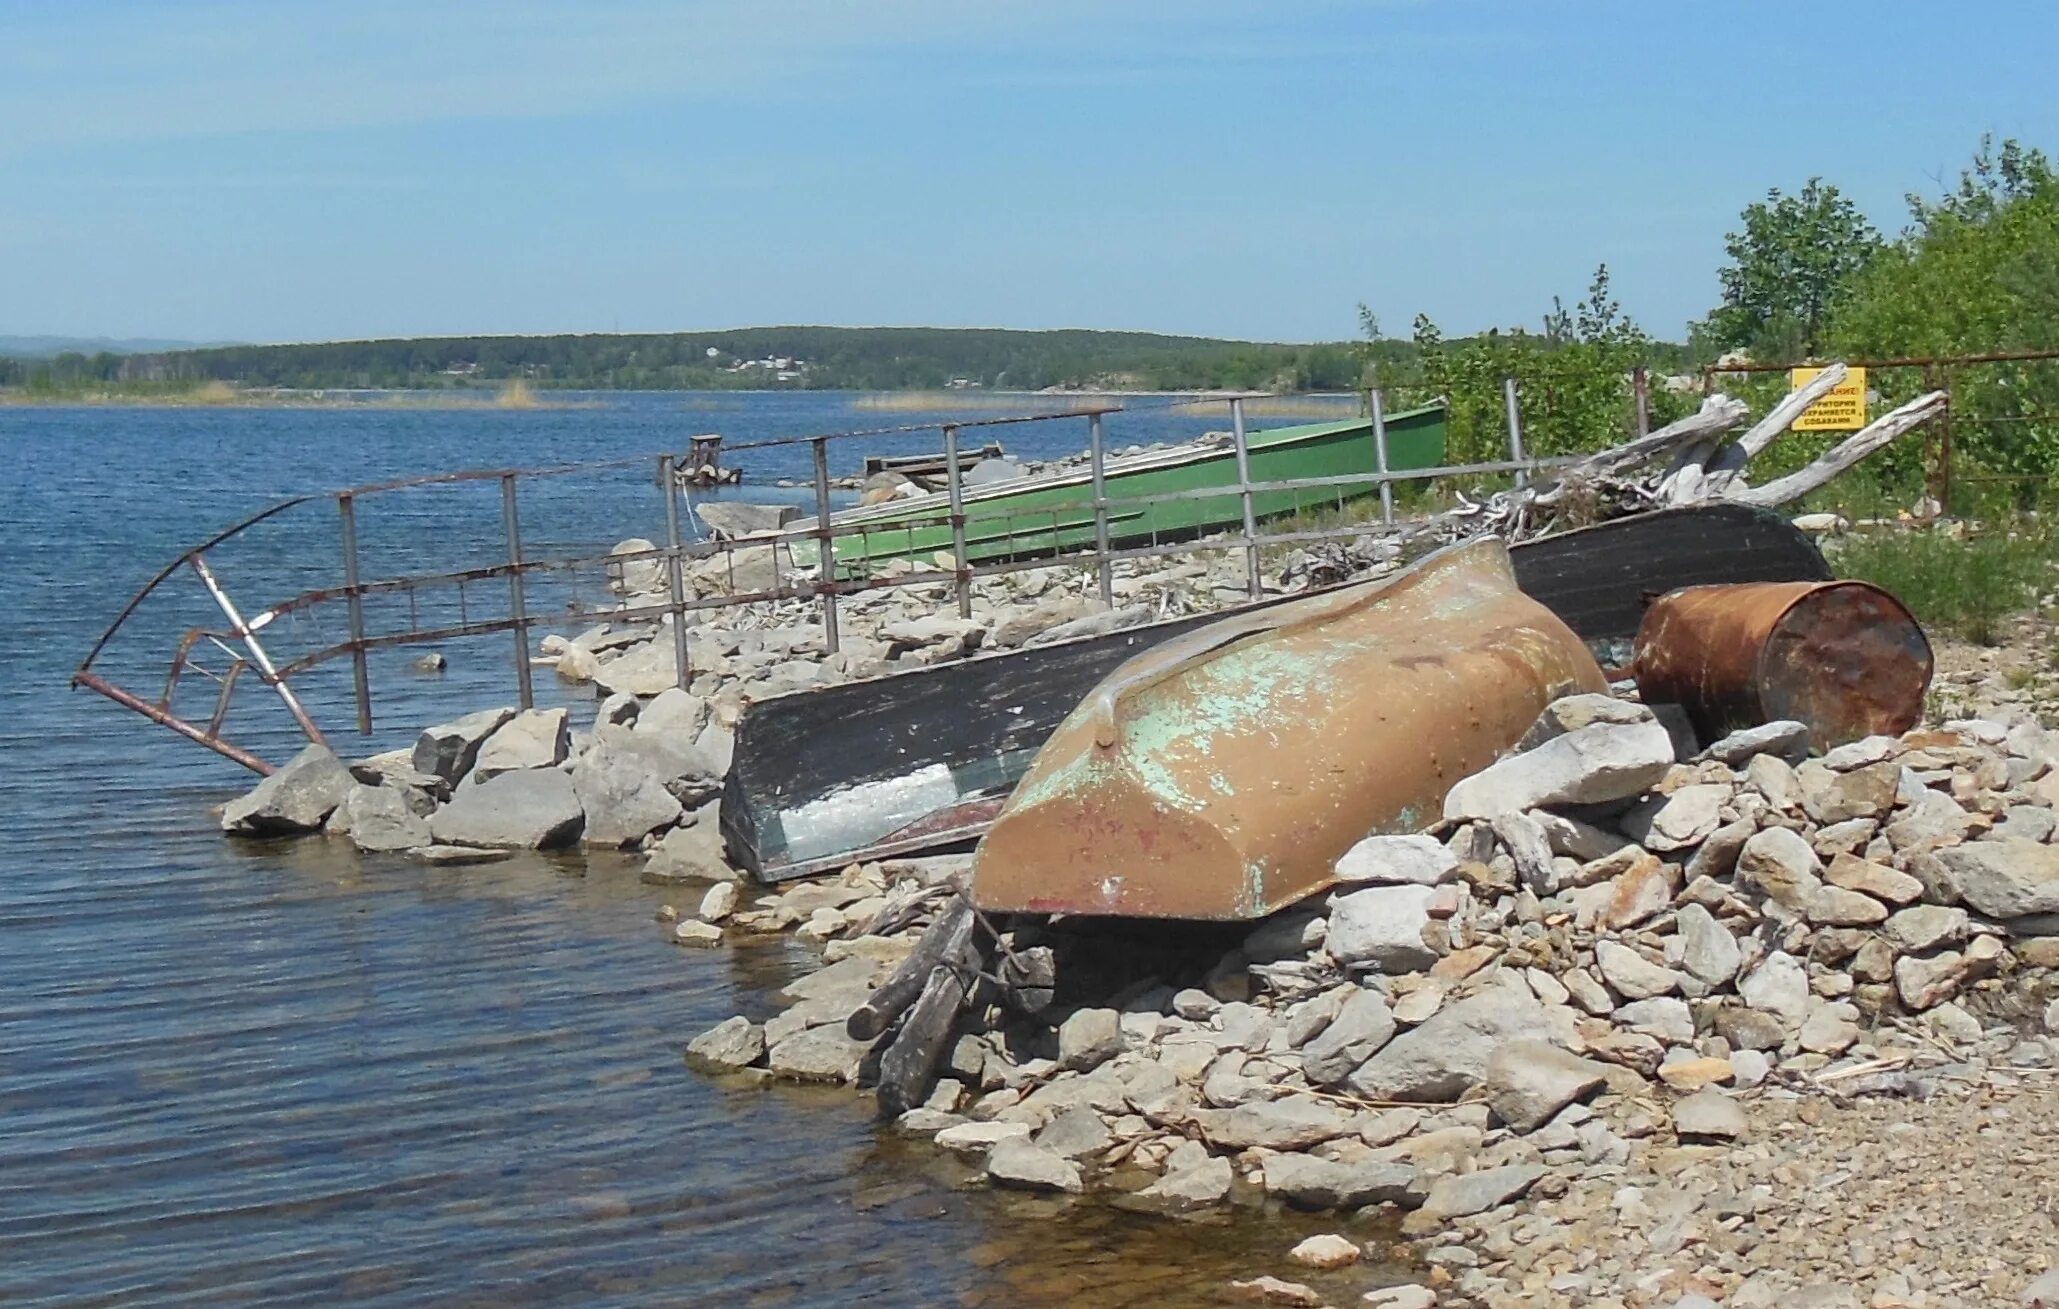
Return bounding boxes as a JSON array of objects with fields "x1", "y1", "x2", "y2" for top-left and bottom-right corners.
[{"x1": 0, "y1": 392, "x2": 1389, "y2": 1307}]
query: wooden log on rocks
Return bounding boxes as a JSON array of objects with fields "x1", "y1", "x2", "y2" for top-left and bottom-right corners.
[
  {"x1": 874, "y1": 960, "x2": 978, "y2": 1118},
  {"x1": 847, "y1": 894, "x2": 976, "y2": 1041},
  {"x1": 1731, "y1": 391, "x2": 1949, "y2": 508}
]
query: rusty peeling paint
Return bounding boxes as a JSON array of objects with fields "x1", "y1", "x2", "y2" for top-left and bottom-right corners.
[{"x1": 971, "y1": 537, "x2": 1607, "y2": 921}]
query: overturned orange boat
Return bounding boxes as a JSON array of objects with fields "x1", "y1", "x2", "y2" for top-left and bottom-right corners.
[{"x1": 971, "y1": 537, "x2": 1607, "y2": 921}]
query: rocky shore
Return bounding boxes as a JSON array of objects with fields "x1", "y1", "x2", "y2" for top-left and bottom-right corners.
[{"x1": 214, "y1": 532, "x2": 2059, "y2": 1308}]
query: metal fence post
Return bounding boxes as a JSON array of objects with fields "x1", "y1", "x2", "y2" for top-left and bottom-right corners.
[
  {"x1": 1370, "y1": 388, "x2": 1395, "y2": 526},
  {"x1": 658, "y1": 454, "x2": 692, "y2": 690},
  {"x1": 811, "y1": 438, "x2": 841, "y2": 654},
  {"x1": 500, "y1": 474, "x2": 534, "y2": 711},
  {"x1": 337, "y1": 493, "x2": 372, "y2": 734},
  {"x1": 1503, "y1": 377, "x2": 1529, "y2": 489},
  {"x1": 1229, "y1": 397, "x2": 1261, "y2": 599},
  {"x1": 943, "y1": 423, "x2": 972, "y2": 619},
  {"x1": 1632, "y1": 365, "x2": 1651, "y2": 438},
  {"x1": 1088, "y1": 412, "x2": 1113, "y2": 607}
]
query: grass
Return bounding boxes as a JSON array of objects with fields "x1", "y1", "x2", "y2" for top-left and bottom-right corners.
[{"x1": 1830, "y1": 517, "x2": 2056, "y2": 645}]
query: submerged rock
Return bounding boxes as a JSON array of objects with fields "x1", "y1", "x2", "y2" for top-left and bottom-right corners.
[{"x1": 428, "y1": 768, "x2": 584, "y2": 849}]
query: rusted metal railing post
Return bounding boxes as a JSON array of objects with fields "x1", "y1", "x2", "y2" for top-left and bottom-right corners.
[
  {"x1": 337, "y1": 493, "x2": 372, "y2": 734},
  {"x1": 1633, "y1": 365, "x2": 1652, "y2": 438},
  {"x1": 811, "y1": 437, "x2": 841, "y2": 654},
  {"x1": 1370, "y1": 388, "x2": 1395, "y2": 526},
  {"x1": 1088, "y1": 412, "x2": 1113, "y2": 607},
  {"x1": 943, "y1": 423, "x2": 972, "y2": 619},
  {"x1": 1229, "y1": 397, "x2": 1261, "y2": 599},
  {"x1": 500, "y1": 474, "x2": 534, "y2": 710},
  {"x1": 658, "y1": 455, "x2": 692, "y2": 690},
  {"x1": 189, "y1": 553, "x2": 328, "y2": 747},
  {"x1": 1503, "y1": 376, "x2": 1529, "y2": 489}
]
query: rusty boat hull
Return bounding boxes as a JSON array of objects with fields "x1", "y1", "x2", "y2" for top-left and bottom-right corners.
[
  {"x1": 1631, "y1": 580, "x2": 1933, "y2": 750},
  {"x1": 969, "y1": 538, "x2": 1608, "y2": 921}
]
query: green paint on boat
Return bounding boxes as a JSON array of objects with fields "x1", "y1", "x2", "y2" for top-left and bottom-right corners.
[{"x1": 815, "y1": 403, "x2": 1446, "y2": 571}]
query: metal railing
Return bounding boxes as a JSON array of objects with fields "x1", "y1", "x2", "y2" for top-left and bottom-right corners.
[{"x1": 73, "y1": 390, "x2": 1568, "y2": 775}]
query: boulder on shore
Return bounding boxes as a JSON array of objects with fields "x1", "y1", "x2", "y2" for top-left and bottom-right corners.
[
  {"x1": 428, "y1": 768, "x2": 584, "y2": 849},
  {"x1": 221, "y1": 744, "x2": 353, "y2": 836},
  {"x1": 411, "y1": 707, "x2": 515, "y2": 786}
]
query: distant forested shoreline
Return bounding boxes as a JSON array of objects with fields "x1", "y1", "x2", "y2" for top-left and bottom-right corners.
[{"x1": 0, "y1": 324, "x2": 1694, "y2": 397}]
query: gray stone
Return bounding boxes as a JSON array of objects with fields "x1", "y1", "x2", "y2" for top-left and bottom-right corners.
[
  {"x1": 695, "y1": 501, "x2": 799, "y2": 539},
  {"x1": 642, "y1": 808, "x2": 734, "y2": 882},
  {"x1": 1033, "y1": 1106, "x2": 1113, "y2": 1159},
  {"x1": 765, "y1": 1024, "x2": 870, "y2": 1083},
  {"x1": 1615, "y1": 997, "x2": 1695, "y2": 1044},
  {"x1": 1886, "y1": 787, "x2": 1976, "y2": 851},
  {"x1": 1675, "y1": 903, "x2": 1741, "y2": 986},
  {"x1": 1299, "y1": 987, "x2": 1396, "y2": 1086},
  {"x1": 572, "y1": 728, "x2": 686, "y2": 847},
  {"x1": 1938, "y1": 839, "x2": 2059, "y2": 919},
  {"x1": 686, "y1": 1016, "x2": 765, "y2": 1070},
  {"x1": 1242, "y1": 909, "x2": 1326, "y2": 964},
  {"x1": 1334, "y1": 833, "x2": 1459, "y2": 886},
  {"x1": 220, "y1": 743, "x2": 353, "y2": 836},
  {"x1": 1883, "y1": 904, "x2": 1970, "y2": 953},
  {"x1": 1416, "y1": 1164, "x2": 1546, "y2": 1220},
  {"x1": 1714, "y1": 1005, "x2": 1786, "y2": 1052},
  {"x1": 635, "y1": 687, "x2": 709, "y2": 741},
  {"x1": 1821, "y1": 734, "x2": 1900, "y2": 770},
  {"x1": 935, "y1": 1121, "x2": 1030, "y2": 1155},
  {"x1": 1735, "y1": 827, "x2": 1824, "y2": 911},
  {"x1": 1895, "y1": 950, "x2": 1971, "y2": 1010},
  {"x1": 406, "y1": 844, "x2": 514, "y2": 866},
  {"x1": 1806, "y1": 884, "x2": 1889, "y2": 927},
  {"x1": 1621, "y1": 784, "x2": 1728, "y2": 852},
  {"x1": 1327, "y1": 884, "x2": 1438, "y2": 972},
  {"x1": 698, "y1": 881, "x2": 737, "y2": 922},
  {"x1": 1697, "y1": 720, "x2": 1810, "y2": 766},
  {"x1": 1823, "y1": 852, "x2": 1924, "y2": 904},
  {"x1": 1673, "y1": 1088, "x2": 1746, "y2": 1140},
  {"x1": 1362, "y1": 1288, "x2": 1437, "y2": 1309},
  {"x1": 1443, "y1": 717, "x2": 1676, "y2": 821},
  {"x1": 671, "y1": 919, "x2": 722, "y2": 947},
  {"x1": 1482, "y1": 1040, "x2": 1608, "y2": 1132},
  {"x1": 1533, "y1": 810, "x2": 1629, "y2": 861},
  {"x1": 1057, "y1": 1008, "x2": 1123, "y2": 1072},
  {"x1": 1798, "y1": 1001, "x2": 1861, "y2": 1055},
  {"x1": 1739, "y1": 951, "x2": 1809, "y2": 1029},
  {"x1": 411, "y1": 706, "x2": 515, "y2": 785},
  {"x1": 336, "y1": 782, "x2": 433, "y2": 852},
  {"x1": 429, "y1": 768, "x2": 584, "y2": 849},
  {"x1": 1595, "y1": 940, "x2": 1680, "y2": 1000},
  {"x1": 1260, "y1": 1153, "x2": 1419, "y2": 1210},
  {"x1": 2024, "y1": 1268, "x2": 2059, "y2": 1308},
  {"x1": 1346, "y1": 986, "x2": 1544, "y2": 1102},
  {"x1": 1490, "y1": 812, "x2": 1559, "y2": 894},
  {"x1": 1134, "y1": 1155, "x2": 1232, "y2": 1212},
  {"x1": 471, "y1": 707, "x2": 569, "y2": 779},
  {"x1": 1746, "y1": 753, "x2": 1802, "y2": 810},
  {"x1": 1798, "y1": 759, "x2": 1901, "y2": 825},
  {"x1": 1189, "y1": 1097, "x2": 1357, "y2": 1150},
  {"x1": 985, "y1": 1139, "x2": 1083, "y2": 1193},
  {"x1": 1685, "y1": 819, "x2": 1753, "y2": 882}
]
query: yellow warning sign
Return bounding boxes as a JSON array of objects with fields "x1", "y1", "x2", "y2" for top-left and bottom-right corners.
[{"x1": 1789, "y1": 366, "x2": 1868, "y2": 431}]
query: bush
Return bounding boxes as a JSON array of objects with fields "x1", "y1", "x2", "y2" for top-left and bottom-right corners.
[{"x1": 1831, "y1": 518, "x2": 2054, "y2": 645}]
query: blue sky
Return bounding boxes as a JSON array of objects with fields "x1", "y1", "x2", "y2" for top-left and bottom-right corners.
[{"x1": 4, "y1": 1, "x2": 2055, "y2": 345}]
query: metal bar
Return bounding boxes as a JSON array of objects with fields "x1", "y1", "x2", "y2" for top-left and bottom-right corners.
[
  {"x1": 1370, "y1": 388, "x2": 1395, "y2": 526},
  {"x1": 73, "y1": 669, "x2": 274, "y2": 776},
  {"x1": 1088, "y1": 412, "x2": 1113, "y2": 607},
  {"x1": 943, "y1": 424, "x2": 972, "y2": 619},
  {"x1": 1503, "y1": 376, "x2": 1529, "y2": 490},
  {"x1": 206, "y1": 660, "x2": 246, "y2": 738},
  {"x1": 1229, "y1": 397, "x2": 1261, "y2": 598},
  {"x1": 188, "y1": 553, "x2": 328, "y2": 747},
  {"x1": 659, "y1": 455, "x2": 691, "y2": 690},
  {"x1": 337, "y1": 493, "x2": 372, "y2": 734},
  {"x1": 812, "y1": 438, "x2": 841, "y2": 655},
  {"x1": 500, "y1": 474, "x2": 534, "y2": 710},
  {"x1": 1633, "y1": 366, "x2": 1651, "y2": 437}
]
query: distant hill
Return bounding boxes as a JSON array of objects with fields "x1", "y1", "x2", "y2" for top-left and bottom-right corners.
[
  {"x1": 30, "y1": 326, "x2": 1386, "y2": 393},
  {"x1": 0, "y1": 335, "x2": 218, "y2": 359}
]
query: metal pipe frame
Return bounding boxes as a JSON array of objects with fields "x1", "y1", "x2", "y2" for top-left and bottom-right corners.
[
  {"x1": 1088, "y1": 412, "x2": 1114, "y2": 607},
  {"x1": 812, "y1": 437, "x2": 841, "y2": 655},
  {"x1": 1503, "y1": 376, "x2": 1529, "y2": 490},
  {"x1": 1370, "y1": 388, "x2": 1395, "y2": 526},
  {"x1": 1228, "y1": 397, "x2": 1261, "y2": 599},
  {"x1": 338, "y1": 493, "x2": 373, "y2": 734},
  {"x1": 943, "y1": 423, "x2": 972, "y2": 619},
  {"x1": 189, "y1": 553, "x2": 328, "y2": 747},
  {"x1": 501, "y1": 474, "x2": 535, "y2": 711},
  {"x1": 659, "y1": 454, "x2": 692, "y2": 690}
]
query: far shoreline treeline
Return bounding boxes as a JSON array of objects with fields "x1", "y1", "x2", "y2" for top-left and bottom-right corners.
[{"x1": 0, "y1": 323, "x2": 1699, "y2": 399}]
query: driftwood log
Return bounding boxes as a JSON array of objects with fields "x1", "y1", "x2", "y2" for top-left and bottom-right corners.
[{"x1": 847, "y1": 894, "x2": 976, "y2": 1041}]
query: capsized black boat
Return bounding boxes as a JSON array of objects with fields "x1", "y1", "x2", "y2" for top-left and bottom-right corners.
[{"x1": 720, "y1": 503, "x2": 1833, "y2": 882}]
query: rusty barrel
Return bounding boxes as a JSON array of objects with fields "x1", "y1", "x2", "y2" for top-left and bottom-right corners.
[
  {"x1": 1631, "y1": 581, "x2": 1932, "y2": 752},
  {"x1": 970, "y1": 537, "x2": 1607, "y2": 922}
]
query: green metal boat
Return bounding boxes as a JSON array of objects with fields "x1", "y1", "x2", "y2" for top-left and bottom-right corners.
[{"x1": 821, "y1": 403, "x2": 1446, "y2": 570}]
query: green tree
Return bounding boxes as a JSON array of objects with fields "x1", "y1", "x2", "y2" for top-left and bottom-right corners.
[{"x1": 1705, "y1": 178, "x2": 1881, "y2": 359}]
